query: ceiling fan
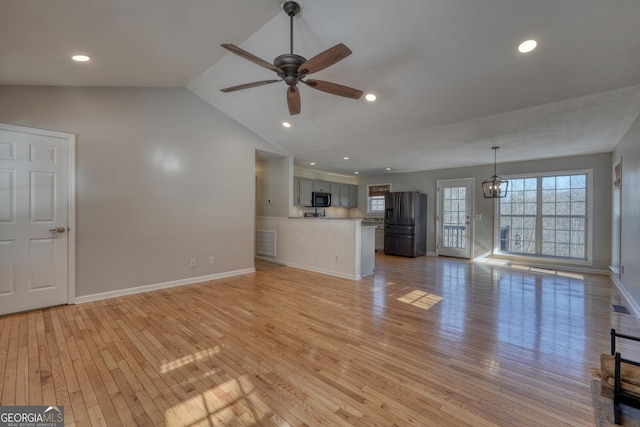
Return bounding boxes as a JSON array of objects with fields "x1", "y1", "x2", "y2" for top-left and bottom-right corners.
[{"x1": 220, "y1": 1, "x2": 363, "y2": 115}]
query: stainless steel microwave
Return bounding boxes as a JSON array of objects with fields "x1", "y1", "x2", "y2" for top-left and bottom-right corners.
[{"x1": 311, "y1": 192, "x2": 331, "y2": 207}]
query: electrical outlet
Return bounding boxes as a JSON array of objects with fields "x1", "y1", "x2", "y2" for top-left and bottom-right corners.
[
  {"x1": 335, "y1": 254, "x2": 339, "y2": 263},
  {"x1": 190, "y1": 258, "x2": 196, "y2": 267},
  {"x1": 209, "y1": 256, "x2": 215, "y2": 264}
]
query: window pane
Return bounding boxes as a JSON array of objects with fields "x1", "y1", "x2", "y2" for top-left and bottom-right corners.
[
  {"x1": 571, "y1": 218, "x2": 585, "y2": 231},
  {"x1": 542, "y1": 203, "x2": 554, "y2": 215},
  {"x1": 556, "y1": 243, "x2": 570, "y2": 257},
  {"x1": 542, "y1": 242, "x2": 555, "y2": 256},
  {"x1": 542, "y1": 230, "x2": 555, "y2": 242},
  {"x1": 524, "y1": 202, "x2": 536, "y2": 215},
  {"x1": 571, "y1": 189, "x2": 586, "y2": 201},
  {"x1": 556, "y1": 176, "x2": 570, "y2": 189},
  {"x1": 571, "y1": 244, "x2": 585, "y2": 258},
  {"x1": 571, "y1": 231, "x2": 584, "y2": 244},
  {"x1": 557, "y1": 190, "x2": 570, "y2": 202},
  {"x1": 556, "y1": 230, "x2": 570, "y2": 243},
  {"x1": 556, "y1": 203, "x2": 570, "y2": 215},
  {"x1": 369, "y1": 195, "x2": 385, "y2": 212},
  {"x1": 571, "y1": 202, "x2": 585, "y2": 216},
  {"x1": 556, "y1": 218, "x2": 570, "y2": 230},
  {"x1": 524, "y1": 178, "x2": 537, "y2": 191},
  {"x1": 542, "y1": 217, "x2": 555, "y2": 229},
  {"x1": 571, "y1": 175, "x2": 586, "y2": 187}
]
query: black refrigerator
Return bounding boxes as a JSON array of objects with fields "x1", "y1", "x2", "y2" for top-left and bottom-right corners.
[{"x1": 384, "y1": 191, "x2": 427, "y2": 257}]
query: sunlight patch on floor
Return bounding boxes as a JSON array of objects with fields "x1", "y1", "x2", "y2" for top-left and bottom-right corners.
[
  {"x1": 165, "y1": 375, "x2": 262, "y2": 426},
  {"x1": 398, "y1": 290, "x2": 442, "y2": 310},
  {"x1": 474, "y1": 258, "x2": 584, "y2": 279},
  {"x1": 511, "y1": 264, "x2": 584, "y2": 279}
]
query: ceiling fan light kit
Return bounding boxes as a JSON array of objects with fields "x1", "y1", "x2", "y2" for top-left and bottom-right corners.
[
  {"x1": 220, "y1": 1, "x2": 363, "y2": 115},
  {"x1": 482, "y1": 146, "x2": 509, "y2": 198}
]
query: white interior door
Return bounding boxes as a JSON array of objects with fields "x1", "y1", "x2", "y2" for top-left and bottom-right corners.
[
  {"x1": 0, "y1": 125, "x2": 74, "y2": 315},
  {"x1": 437, "y1": 179, "x2": 473, "y2": 258}
]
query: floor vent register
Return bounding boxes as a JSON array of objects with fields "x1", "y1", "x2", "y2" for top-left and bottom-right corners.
[{"x1": 612, "y1": 304, "x2": 631, "y2": 314}]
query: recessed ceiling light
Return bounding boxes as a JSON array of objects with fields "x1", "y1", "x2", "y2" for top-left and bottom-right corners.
[
  {"x1": 71, "y1": 54, "x2": 90, "y2": 62},
  {"x1": 365, "y1": 93, "x2": 377, "y2": 102},
  {"x1": 354, "y1": 171, "x2": 359, "y2": 175},
  {"x1": 385, "y1": 167, "x2": 392, "y2": 171},
  {"x1": 282, "y1": 121, "x2": 291, "y2": 128},
  {"x1": 518, "y1": 40, "x2": 537, "y2": 53},
  {"x1": 309, "y1": 162, "x2": 316, "y2": 166},
  {"x1": 343, "y1": 157, "x2": 350, "y2": 160}
]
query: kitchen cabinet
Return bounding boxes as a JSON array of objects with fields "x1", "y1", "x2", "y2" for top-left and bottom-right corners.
[
  {"x1": 347, "y1": 185, "x2": 358, "y2": 207},
  {"x1": 312, "y1": 181, "x2": 331, "y2": 193},
  {"x1": 331, "y1": 184, "x2": 341, "y2": 206},
  {"x1": 297, "y1": 179, "x2": 313, "y2": 206},
  {"x1": 337, "y1": 184, "x2": 358, "y2": 207},
  {"x1": 338, "y1": 184, "x2": 349, "y2": 207},
  {"x1": 293, "y1": 178, "x2": 357, "y2": 207}
]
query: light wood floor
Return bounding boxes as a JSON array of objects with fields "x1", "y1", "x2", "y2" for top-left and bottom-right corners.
[{"x1": 2, "y1": 254, "x2": 640, "y2": 426}]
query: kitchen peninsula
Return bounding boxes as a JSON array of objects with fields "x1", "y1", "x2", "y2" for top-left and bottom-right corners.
[{"x1": 255, "y1": 217, "x2": 375, "y2": 279}]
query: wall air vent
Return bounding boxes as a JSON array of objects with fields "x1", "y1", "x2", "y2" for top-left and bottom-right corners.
[{"x1": 256, "y1": 230, "x2": 276, "y2": 258}]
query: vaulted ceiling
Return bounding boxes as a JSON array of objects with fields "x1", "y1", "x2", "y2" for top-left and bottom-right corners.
[{"x1": 2, "y1": 0, "x2": 640, "y2": 175}]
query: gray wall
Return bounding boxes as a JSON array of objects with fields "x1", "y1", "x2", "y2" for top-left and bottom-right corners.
[
  {"x1": 612, "y1": 114, "x2": 640, "y2": 306},
  {"x1": 256, "y1": 155, "x2": 292, "y2": 217},
  {"x1": 357, "y1": 152, "x2": 612, "y2": 271},
  {"x1": 0, "y1": 86, "x2": 282, "y2": 297}
]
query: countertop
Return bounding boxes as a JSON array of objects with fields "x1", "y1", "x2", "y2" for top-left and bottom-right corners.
[{"x1": 285, "y1": 217, "x2": 385, "y2": 229}]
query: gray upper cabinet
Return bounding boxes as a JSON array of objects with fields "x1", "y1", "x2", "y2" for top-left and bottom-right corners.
[
  {"x1": 347, "y1": 185, "x2": 358, "y2": 207},
  {"x1": 338, "y1": 184, "x2": 357, "y2": 207},
  {"x1": 338, "y1": 184, "x2": 350, "y2": 207},
  {"x1": 293, "y1": 178, "x2": 357, "y2": 207},
  {"x1": 312, "y1": 181, "x2": 331, "y2": 193},
  {"x1": 298, "y1": 179, "x2": 313, "y2": 206},
  {"x1": 331, "y1": 184, "x2": 341, "y2": 206}
]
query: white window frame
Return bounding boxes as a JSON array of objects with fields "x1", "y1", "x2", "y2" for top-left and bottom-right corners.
[
  {"x1": 367, "y1": 183, "x2": 391, "y2": 214},
  {"x1": 492, "y1": 169, "x2": 593, "y2": 265}
]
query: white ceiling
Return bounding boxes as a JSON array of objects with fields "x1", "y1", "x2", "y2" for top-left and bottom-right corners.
[{"x1": 2, "y1": 0, "x2": 640, "y2": 176}]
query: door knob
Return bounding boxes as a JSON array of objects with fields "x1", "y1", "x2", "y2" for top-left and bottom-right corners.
[{"x1": 49, "y1": 227, "x2": 67, "y2": 233}]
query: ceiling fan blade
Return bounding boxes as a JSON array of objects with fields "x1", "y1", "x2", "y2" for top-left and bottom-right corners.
[
  {"x1": 287, "y1": 86, "x2": 301, "y2": 115},
  {"x1": 221, "y1": 44, "x2": 281, "y2": 74},
  {"x1": 220, "y1": 80, "x2": 280, "y2": 93},
  {"x1": 298, "y1": 43, "x2": 352, "y2": 75},
  {"x1": 303, "y1": 79, "x2": 363, "y2": 100}
]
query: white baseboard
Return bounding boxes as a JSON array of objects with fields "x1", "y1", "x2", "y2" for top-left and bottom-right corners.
[
  {"x1": 610, "y1": 273, "x2": 640, "y2": 319},
  {"x1": 74, "y1": 268, "x2": 255, "y2": 304},
  {"x1": 277, "y1": 261, "x2": 359, "y2": 280}
]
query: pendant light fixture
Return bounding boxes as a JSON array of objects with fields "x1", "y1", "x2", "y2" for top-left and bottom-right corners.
[{"x1": 482, "y1": 146, "x2": 509, "y2": 198}]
